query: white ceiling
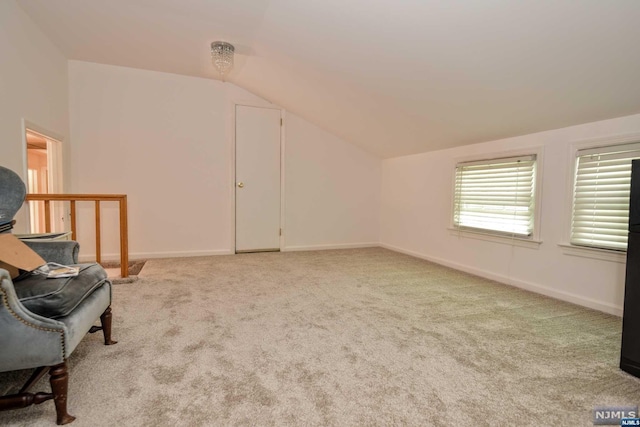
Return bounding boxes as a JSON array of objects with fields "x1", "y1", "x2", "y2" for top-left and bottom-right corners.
[{"x1": 17, "y1": 0, "x2": 640, "y2": 158}]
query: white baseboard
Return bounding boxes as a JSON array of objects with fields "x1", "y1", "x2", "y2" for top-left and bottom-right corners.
[
  {"x1": 78, "y1": 249, "x2": 234, "y2": 262},
  {"x1": 380, "y1": 243, "x2": 623, "y2": 317},
  {"x1": 80, "y1": 243, "x2": 379, "y2": 262},
  {"x1": 282, "y1": 242, "x2": 379, "y2": 252}
]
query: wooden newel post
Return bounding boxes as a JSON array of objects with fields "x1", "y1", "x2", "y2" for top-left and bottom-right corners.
[
  {"x1": 119, "y1": 196, "x2": 129, "y2": 278},
  {"x1": 95, "y1": 200, "x2": 101, "y2": 263}
]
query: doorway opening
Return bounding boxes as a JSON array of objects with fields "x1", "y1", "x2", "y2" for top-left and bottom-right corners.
[{"x1": 25, "y1": 129, "x2": 64, "y2": 233}]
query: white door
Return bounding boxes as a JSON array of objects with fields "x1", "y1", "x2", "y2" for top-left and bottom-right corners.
[{"x1": 235, "y1": 105, "x2": 281, "y2": 252}]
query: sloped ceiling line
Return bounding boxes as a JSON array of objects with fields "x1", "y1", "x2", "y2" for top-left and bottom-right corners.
[{"x1": 17, "y1": 0, "x2": 640, "y2": 158}]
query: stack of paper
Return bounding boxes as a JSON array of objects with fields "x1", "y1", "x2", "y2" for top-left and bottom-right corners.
[
  {"x1": 33, "y1": 262, "x2": 79, "y2": 279},
  {"x1": 0, "y1": 220, "x2": 15, "y2": 233}
]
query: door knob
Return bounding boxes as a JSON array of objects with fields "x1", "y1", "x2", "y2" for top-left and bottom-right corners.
[{"x1": 237, "y1": 182, "x2": 244, "y2": 188}]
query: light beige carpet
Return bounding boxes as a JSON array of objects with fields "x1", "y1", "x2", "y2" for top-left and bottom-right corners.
[{"x1": 1, "y1": 248, "x2": 639, "y2": 426}]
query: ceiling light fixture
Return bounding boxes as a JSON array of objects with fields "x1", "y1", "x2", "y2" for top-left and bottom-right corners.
[{"x1": 211, "y1": 41, "x2": 235, "y2": 79}]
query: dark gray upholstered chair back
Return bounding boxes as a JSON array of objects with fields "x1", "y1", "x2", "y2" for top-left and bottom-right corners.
[{"x1": 0, "y1": 166, "x2": 26, "y2": 232}]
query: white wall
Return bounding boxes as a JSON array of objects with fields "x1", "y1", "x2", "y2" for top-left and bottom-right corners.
[
  {"x1": 68, "y1": 61, "x2": 380, "y2": 260},
  {"x1": 68, "y1": 62, "x2": 234, "y2": 259},
  {"x1": 381, "y1": 113, "x2": 640, "y2": 315},
  {"x1": 284, "y1": 114, "x2": 380, "y2": 250},
  {"x1": 0, "y1": 0, "x2": 70, "y2": 233}
]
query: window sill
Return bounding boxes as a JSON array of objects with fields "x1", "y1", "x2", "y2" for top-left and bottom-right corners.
[
  {"x1": 448, "y1": 228, "x2": 542, "y2": 249},
  {"x1": 558, "y1": 243, "x2": 626, "y2": 264}
]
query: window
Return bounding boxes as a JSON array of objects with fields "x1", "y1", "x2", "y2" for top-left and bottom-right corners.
[
  {"x1": 453, "y1": 155, "x2": 537, "y2": 237},
  {"x1": 571, "y1": 143, "x2": 640, "y2": 251}
]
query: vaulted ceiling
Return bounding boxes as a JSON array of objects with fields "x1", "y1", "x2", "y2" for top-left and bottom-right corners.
[{"x1": 17, "y1": 0, "x2": 640, "y2": 158}]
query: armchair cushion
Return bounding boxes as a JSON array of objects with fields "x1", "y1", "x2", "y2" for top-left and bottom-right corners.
[{"x1": 13, "y1": 263, "x2": 108, "y2": 319}]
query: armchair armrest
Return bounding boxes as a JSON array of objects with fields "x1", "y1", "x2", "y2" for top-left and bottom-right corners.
[
  {"x1": 0, "y1": 269, "x2": 67, "y2": 371},
  {"x1": 23, "y1": 241, "x2": 79, "y2": 265}
]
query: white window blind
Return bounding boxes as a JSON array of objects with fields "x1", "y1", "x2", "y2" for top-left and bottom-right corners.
[
  {"x1": 453, "y1": 155, "x2": 537, "y2": 237},
  {"x1": 571, "y1": 143, "x2": 640, "y2": 251}
]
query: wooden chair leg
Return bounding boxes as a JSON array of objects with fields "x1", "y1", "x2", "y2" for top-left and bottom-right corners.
[
  {"x1": 100, "y1": 306, "x2": 117, "y2": 345},
  {"x1": 49, "y1": 362, "x2": 75, "y2": 425}
]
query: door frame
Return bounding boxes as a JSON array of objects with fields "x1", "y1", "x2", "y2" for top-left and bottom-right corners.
[
  {"x1": 228, "y1": 102, "x2": 286, "y2": 254},
  {"x1": 21, "y1": 119, "x2": 65, "y2": 233}
]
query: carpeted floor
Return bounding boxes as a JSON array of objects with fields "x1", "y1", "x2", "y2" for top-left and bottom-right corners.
[{"x1": 1, "y1": 248, "x2": 639, "y2": 426}]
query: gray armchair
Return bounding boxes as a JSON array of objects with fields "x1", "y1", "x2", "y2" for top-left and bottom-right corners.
[{"x1": 0, "y1": 166, "x2": 116, "y2": 425}]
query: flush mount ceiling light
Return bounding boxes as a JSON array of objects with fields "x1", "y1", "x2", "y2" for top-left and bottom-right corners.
[{"x1": 211, "y1": 41, "x2": 235, "y2": 78}]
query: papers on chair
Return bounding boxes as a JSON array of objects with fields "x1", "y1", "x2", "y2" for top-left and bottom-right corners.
[
  {"x1": 16, "y1": 231, "x2": 72, "y2": 241},
  {"x1": 0, "y1": 220, "x2": 15, "y2": 233},
  {"x1": 33, "y1": 262, "x2": 79, "y2": 279}
]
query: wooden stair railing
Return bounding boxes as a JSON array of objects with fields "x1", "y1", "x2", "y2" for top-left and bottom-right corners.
[{"x1": 25, "y1": 194, "x2": 129, "y2": 278}]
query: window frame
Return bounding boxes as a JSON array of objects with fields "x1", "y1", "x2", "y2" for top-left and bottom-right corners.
[
  {"x1": 450, "y1": 147, "x2": 544, "y2": 247},
  {"x1": 561, "y1": 132, "x2": 640, "y2": 263}
]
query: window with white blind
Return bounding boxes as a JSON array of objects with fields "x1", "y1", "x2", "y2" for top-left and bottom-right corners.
[
  {"x1": 571, "y1": 143, "x2": 640, "y2": 251},
  {"x1": 453, "y1": 155, "x2": 537, "y2": 237}
]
